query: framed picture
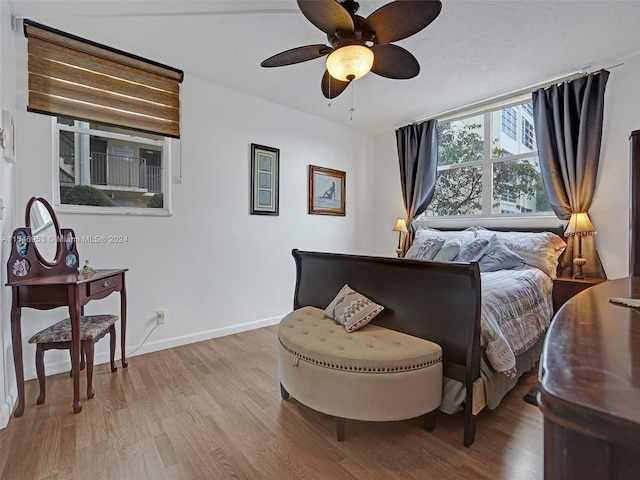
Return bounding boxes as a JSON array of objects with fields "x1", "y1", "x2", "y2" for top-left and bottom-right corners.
[
  {"x1": 308, "y1": 165, "x2": 346, "y2": 216},
  {"x1": 250, "y1": 143, "x2": 279, "y2": 215}
]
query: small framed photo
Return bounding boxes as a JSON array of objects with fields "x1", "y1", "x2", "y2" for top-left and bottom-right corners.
[
  {"x1": 250, "y1": 143, "x2": 279, "y2": 215},
  {"x1": 308, "y1": 165, "x2": 346, "y2": 216}
]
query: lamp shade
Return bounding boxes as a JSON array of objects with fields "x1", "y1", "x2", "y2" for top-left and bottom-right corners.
[
  {"x1": 326, "y1": 45, "x2": 374, "y2": 82},
  {"x1": 565, "y1": 212, "x2": 597, "y2": 237},
  {"x1": 393, "y1": 218, "x2": 409, "y2": 233}
]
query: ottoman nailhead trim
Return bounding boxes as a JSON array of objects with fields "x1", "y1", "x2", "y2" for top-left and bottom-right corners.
[{"x1": 280, "y1": 339, "x2": 442, "y2": 373}]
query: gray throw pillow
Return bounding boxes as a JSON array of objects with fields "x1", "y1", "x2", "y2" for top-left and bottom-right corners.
[
  {"x1": 455, "y1": 238, "x2": 489, "y2": 262},
  {"x1": 478, "y1": 234, "x2": 524, "y2": 272}
]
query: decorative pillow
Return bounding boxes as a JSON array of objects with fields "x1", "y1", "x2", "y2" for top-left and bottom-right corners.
[
  {"x1": 414, "y1": 226, "x2": 475, "y2": 243},
  {"x1": 455, "y1": 238, "x2": 489, "y2": 262},
  {"x1": 474, "y1": 228, "x2": 566, "y2": 277},
  {"x1": 324, "y1": 284, "x2": 384, "y2": 333},
  {"x1": 433, "y1": 237, "x2": 463, "y2": 261},
  {"x1": 405, "y1": 237, "x2": 445, "y2": 261},
  {"x1": 478, "y1": 234, "x2": 524, "y2": 272}
]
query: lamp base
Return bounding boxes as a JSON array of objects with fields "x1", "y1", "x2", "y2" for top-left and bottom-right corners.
[
  {"x1": 573, "y1": 255, "x2": 587, "y2": 279},
  {"x1": 396, "y1": 247, "x2": 404, "y2": 258}
]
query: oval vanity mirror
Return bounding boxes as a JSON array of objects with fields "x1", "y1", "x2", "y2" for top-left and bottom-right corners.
[{"x1": 25, "y1": 197, "x2": 61, "y2": 266}]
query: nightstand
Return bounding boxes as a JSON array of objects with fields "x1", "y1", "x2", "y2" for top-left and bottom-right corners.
[{"x1": 552, "y1": 276, "x2": 608, "y2": 313}]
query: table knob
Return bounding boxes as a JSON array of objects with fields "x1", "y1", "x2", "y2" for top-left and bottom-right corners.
[{"x1": 102, "y1": 279, "x2": 110, "y2": 288}]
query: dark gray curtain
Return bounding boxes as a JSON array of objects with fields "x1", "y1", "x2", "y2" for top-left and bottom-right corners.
[
  {"x1": 395, "y1": 120, "x2": 438, "y2": 254},
  {"x1": 532, "y1": 70, "x2": 609, "y2": 278}
]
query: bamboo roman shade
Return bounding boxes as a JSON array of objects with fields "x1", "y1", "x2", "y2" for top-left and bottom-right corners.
[{"x1": 24, "y1": 20, "x2": 183, "y2": 138}]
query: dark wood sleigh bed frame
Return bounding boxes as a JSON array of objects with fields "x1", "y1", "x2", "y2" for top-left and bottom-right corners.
[{"x1": 291, "y1": 225, "x2": 565, "y2": 447}]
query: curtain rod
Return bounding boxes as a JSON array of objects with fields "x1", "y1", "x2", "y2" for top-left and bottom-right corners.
[{"x1": 403, "y1": 65, "x2": 621, "y2": 128}]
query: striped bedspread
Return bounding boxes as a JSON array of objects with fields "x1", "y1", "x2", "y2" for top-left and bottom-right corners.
[{"x1": 481, "y1": 266, "x2": 553, "y2": 378}]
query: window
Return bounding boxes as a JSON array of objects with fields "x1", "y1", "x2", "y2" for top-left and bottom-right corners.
[
  {"x1": 501, "y1": 108, "x2": 517, "y2": 139},
  {"x1": 24, "y1": 19, "x2": 182, "y2": 214},
  {"x1": 55, "y1": 118, "x2": 170, "y2": 211},
  {"x1": 425, "y1": 101, "x2": 552, "y2": 218}
]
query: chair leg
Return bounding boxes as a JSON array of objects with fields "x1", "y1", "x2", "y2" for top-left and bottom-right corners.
[
  {"x1": 84, "y1": 340, "x2": 95, "y2": 400},
  {"x1": 35, "y1": 344, "x2": 46, "y2": 405},
  {"x1": 109, "y1": 325, "x2": 117, "y2": 372}
]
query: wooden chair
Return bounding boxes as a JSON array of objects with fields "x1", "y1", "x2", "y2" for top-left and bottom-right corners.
[{"x1": 28, "y1": 314, "x2": 119, "y2": 404}]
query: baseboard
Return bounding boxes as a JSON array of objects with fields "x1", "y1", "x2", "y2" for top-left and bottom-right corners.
[{"x1": 21, "y1": 314, "x2": 284, "y2": 381}]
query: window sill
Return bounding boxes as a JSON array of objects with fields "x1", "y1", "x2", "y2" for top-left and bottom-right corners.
[
  {"x1": 415, "y1": 214, "x2": 562, "y2": 229},
  {"x1": 55, "y1": 204, "x2": 172, "y2": 217}
]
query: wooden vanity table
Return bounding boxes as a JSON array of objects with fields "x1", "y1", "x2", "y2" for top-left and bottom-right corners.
[
  {"x1": 539, "y1": 277, "x2": 640, "y2": 479},
  {"x1": 5, "y1": 197, "x2": 127, "y2": 417}
]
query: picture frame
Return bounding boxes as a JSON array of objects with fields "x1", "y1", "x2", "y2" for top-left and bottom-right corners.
[
  {"x1": 308, "y1": 165, "x2": 346, "y2": 216},
  {"x1": 250, "y1": 143, "x2": 279, "y2": 215}
]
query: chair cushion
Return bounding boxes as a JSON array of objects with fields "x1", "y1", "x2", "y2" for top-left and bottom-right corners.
[
  {"x1": 28, "y1": 314, "x2": 119, "y2": 344},
  {"x1": 278, "y1": 306, "x2": 441, "y2": 372}
]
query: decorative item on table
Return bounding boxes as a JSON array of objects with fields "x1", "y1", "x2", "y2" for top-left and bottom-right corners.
[
  {"x1": 564, "y1": 212, "x2": 597, "y2": 279},
  {"x1": 81, "y1": 260, "x2": 96, "y2": 275},
  {"x1": 392, "y1": 218, "x2": 408, "y2": 257}
]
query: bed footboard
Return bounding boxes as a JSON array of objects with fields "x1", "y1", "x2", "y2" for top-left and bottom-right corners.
[{"x1": 291, "y1": 249, "x2": 482, "y2": 446}]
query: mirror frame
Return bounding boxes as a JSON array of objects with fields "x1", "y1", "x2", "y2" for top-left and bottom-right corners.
[{"x1": 25, "y1": 196, "x2": 62, "y2": 267}]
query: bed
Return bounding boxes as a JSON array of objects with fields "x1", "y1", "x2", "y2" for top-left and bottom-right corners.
[
  {"x1": 409, "y1": 226, "x2": 566, "y2": 414},
  {"x1": 291, "y1": 225, "x2": 566, "y2": 446}
]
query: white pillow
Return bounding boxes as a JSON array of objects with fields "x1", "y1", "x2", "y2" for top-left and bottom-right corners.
[
  {"x1": 473, "y1": 228, "x2": 566, "y2": 277},
  {"x1": 405, "y1": 237, "x2": 445, "y2": 261},
  {"x1": 433, "y1": 237, "x2": 463, "y2": 261}
]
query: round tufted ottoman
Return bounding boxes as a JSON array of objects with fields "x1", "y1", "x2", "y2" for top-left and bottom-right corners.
[{"x1": 278, "y1": 306, "x2": 443, "y2": 440}]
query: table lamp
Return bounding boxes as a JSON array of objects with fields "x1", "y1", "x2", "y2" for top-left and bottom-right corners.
[
  {"x1": 564, "y1": 212, "x2": 597, "y2": 279},
  {"x1": 393, "y1": 218, "x2": 409, "y2": 257}
]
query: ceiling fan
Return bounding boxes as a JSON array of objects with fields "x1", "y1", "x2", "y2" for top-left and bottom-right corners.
[{"x1": 260, "y1": 0, "x2": 442, "y2": 99}]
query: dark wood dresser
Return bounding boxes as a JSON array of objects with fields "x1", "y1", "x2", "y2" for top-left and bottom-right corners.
[{"x1": 539, "y1": 277, "x2": 640, "y2": 480}]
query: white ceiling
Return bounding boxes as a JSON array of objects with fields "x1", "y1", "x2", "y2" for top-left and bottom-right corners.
[{"x1": 8, "y1": 0, "x2": 640, "y2": 135}]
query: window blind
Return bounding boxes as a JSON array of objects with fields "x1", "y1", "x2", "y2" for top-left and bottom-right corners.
[{"x1": 24, "y1": 20, "x2": 183, "y2": 138}]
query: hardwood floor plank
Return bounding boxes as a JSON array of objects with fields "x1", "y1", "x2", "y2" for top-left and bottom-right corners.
[{"x1": 0, "y1": 324, "x2": 544, "y2": 479}]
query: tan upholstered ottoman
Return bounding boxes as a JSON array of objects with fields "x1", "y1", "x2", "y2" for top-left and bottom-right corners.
[{"x1": 278, "y1": 306, "x2": 443, "y2": 440}]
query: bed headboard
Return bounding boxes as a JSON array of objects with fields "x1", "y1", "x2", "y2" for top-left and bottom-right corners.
[
  {"x1": 291, "y1": 249, "x2": 482, "y2": 383},
  {"x1": 429, "y1": 224, "x2": 567, "y2": 276}
]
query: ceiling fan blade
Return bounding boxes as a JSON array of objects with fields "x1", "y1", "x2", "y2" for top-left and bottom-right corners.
[
  {"x1": 370, "y1": 44, "x2": 420, "y2": 79},
  {"x1": 261, "y1": 44, "x2": 332, "y2": 67},
  {"x1": 364, "y1": 0, "x2": 442, "y2": 44},
  {"x1": 297, "y1": 0, "x2": 354, "y2": 35},
  {"x1": 321, "y1": 70, "x2": 350, "y2": 99}
]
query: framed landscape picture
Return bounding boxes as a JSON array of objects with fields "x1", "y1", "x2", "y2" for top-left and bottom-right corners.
[
  {"x1": 250, "y1": 143, "x2": 279, "y2": 215},
  {"x1": 308, "y1": 165, "x2": 345, "y2": 216}
]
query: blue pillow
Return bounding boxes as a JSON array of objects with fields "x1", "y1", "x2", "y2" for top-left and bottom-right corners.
[
  {"x1": 455, "y1": 238, "x2": 489, "y2": 262},
  {"x1": 478, "y1": 234, "x2": 524, "y2": 272}
]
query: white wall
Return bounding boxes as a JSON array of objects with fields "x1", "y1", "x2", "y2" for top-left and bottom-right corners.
[
  {"x1": 0, "y1": 30, "x2": 374, "y2": 426},
  {"x1": 371, "y1": 53, "x2": 640, "y2": 280},
  {"x1": 0, "y1": 2, "x2": 17, "y2": 430},
  {"x1": 591, "y1": 53, "x2": 640, "y2": 280}
]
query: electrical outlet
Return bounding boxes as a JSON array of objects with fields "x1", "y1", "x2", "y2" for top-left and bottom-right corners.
[{"x1": 156, "y1": 310, "x2": 166, "y2": 325}]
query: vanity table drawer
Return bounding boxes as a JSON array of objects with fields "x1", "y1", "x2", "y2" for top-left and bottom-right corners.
[{"x1": 87, "y1": 275, "x2": 122, "y2": 296}]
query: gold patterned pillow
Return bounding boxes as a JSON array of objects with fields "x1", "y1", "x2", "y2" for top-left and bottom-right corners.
[{"x1": 324, "y1": 284, "x2": 384, "y2": 333}]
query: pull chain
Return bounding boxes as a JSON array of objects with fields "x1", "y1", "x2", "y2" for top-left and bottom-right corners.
[{"x1": 349, "y1": 82, "x2": 355, "y2": 124}]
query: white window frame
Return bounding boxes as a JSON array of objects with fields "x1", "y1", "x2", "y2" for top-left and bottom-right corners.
[
  {"x1": 417, "y1": 95, "x2": 559, "y2": 229},
  {"x1": 52, "y1": 118, "x2": 173, "y2": 216}
]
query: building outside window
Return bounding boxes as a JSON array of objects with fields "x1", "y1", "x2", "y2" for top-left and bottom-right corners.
[
  {"x1": 424, "y1": 100, "x2": 552, "y2": 218},
  {"x1": 501, "y1": 107, "x2": 517, "y2": 140},
  {"x1": 55, "y1": 118, "x2": 170, "y2": 212}
]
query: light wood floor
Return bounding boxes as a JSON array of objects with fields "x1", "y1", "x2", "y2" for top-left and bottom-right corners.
[{"x1": 0, "y1": 325, "x2": 544, "y2": 480}]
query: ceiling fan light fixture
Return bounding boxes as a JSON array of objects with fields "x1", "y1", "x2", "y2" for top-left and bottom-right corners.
[{"x1": 326, "y1": 45, "x2": 374, "y2": 82}]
